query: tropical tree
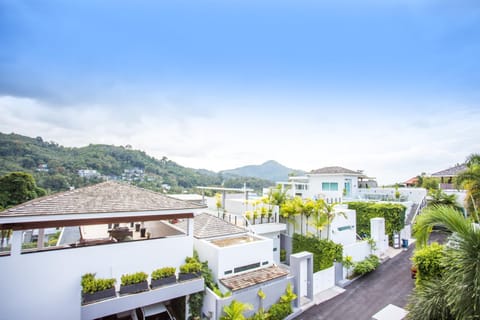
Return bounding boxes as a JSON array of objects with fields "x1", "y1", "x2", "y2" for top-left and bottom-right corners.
[
  {"x1": 0, "y1": 172, "x2": 47, "y2": 208},
  {"x1": 427, "y1": 189, "x2": 462, "y2": 212},
  {"x1": 456, "y1": 153, "x2": 480, "y2": 222},
  {"x1": 220, "y1": 300, "x2": 253, "y2": 320},
  {"x1": 308, "y1": 199, "x2": 329, "y2": 238},
  {"x1": 280, "y1": 197, "x2": 303, "y2": 234},
  {"x1": 408, "y1": 205, "x2": 480, "y2": 319},
  {"x1": 267, "y1": 184, "x2": 290, "y2": 218},
  {"x1": 323, "y1": 201, "x2": 346, "y2": 240}
]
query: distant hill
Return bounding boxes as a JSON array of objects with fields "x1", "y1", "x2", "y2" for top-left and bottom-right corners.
[
  {"x1": 220, "y1": 160, "x2": 305, "y2": 182},
  {"x1": 0, "y1": 132, "x2": 272, "y2": 193}
]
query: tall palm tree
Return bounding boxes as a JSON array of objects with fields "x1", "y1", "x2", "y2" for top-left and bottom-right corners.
[
  {"x1": 456, "y1": 153, "x2": 480, "y2": 222},
  {"x1": 409, "y1": 205, "x2": 480, "y2": 319},
  {"x1": 428, "y1": 189, "x2": 462, "y2": 211},
  {"x1": 220, "y1": 300, "x2": 253, "y2": 320},
  {"x1": 308, "y1": 199, "x2": 329, "y2": 238}
]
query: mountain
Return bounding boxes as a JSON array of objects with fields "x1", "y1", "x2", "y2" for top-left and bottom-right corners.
[
  {"x1": 220, "y1": 160, "x2": 305, "y2": 182},
  {"x1": 0, "y1": 132, "x2": 272, "y2": 193}
]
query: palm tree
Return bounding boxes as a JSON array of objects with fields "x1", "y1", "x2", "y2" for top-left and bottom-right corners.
[
  {"x1": 267, "y1": 184, "x2": 290, "y2": 220},
  {"x1": 428, "y1": 189, "x2": 462, "y2": 211},
  {"x1": 308, "y1": 199, "x2": 329, "y2": 238},
  {"x1": 409, "y1": 205, "x2": 480, "y2": 319},
  {"x1": 456, "y1": 154, "x2": 480, "y2": 222},
  {"x1": 220, "y1": 300, "x2": 253, "y2": 320},
  {"x1": 323, "y1": 201, "x2": 346, "y2": 240}
]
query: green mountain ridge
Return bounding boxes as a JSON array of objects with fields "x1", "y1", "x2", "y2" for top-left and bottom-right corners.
[
  {"x1": 0, "y1": 132, "x2": 272, "y2": 193},
  {"x1": 220, "y1": 160, "x2": 306, "y2": 182}
]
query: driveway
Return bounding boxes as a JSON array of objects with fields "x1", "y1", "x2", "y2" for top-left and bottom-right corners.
[{"x1": 296, "y1": 232, "x2": 447, "y2": 320}]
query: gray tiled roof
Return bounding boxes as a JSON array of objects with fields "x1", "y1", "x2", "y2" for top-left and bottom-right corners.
[
  {"x1": 177, "y1": 213, "x2": 247, "y2": 239},
  {"x1": 310, "y1": 166, "x2": 361, "y2": 175},
  {"x1": 220, "y1": 265, "x2": 289, "y2": 291},
  {"x1": 1, "y1": 181, "x2": 205, "y2": 216},
  {"x1": 431, "y1": 164, "x2": 467, "y2": 177}
]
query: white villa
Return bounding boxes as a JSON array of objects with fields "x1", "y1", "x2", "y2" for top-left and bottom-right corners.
[{"x1": 276, "y1": 166, "x2": 377, "y2": 203}]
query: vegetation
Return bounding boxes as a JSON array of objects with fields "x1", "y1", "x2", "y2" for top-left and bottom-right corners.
[
  {"x1": 456, "y1": 153, "x2": 480, "y2": 222},
  {"x1": 220, "y1": 300, "x2": 253, "y2": 320},
  {"x1": 0, "y1": 132, "x2": 271, "y2": 194},
  {"x1": 347, "y1": 202, "x2": 406, "y2": 244},
  {"x1": 411, "y1": 242, "x2": 445, "y2": 285},
  {"x1": 407, "y1": 205, "x2": 480, "y2": 319},
  {"x1": 352, "y1": 255, "x2": 380, "y2": 276},
  {"x1": 120, "y1": 272, "x2": 148, "y2": 286},
  {"x1": 151, "y1": 267, "x2": 176, "y2": 280},
  {"x1": 427, "y1": 189, "x2": 461, "y2": 211},
  {"x1": 292, "y1": 233, "x2": 342, "y2": 272},
  {"x1": 0, "y1": 172, "x2": 46, "y2": 208},
  {"x1": 81, "y1": 273, "x2": 116, "y2": 294},
  {"x1": 343, "y1": 255, "x2": 354, "y2": 278}
]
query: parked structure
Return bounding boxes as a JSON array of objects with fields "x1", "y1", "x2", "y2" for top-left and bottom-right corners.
[{"x1": 0, "y1": 181, "x2": 206, "y2": 320}]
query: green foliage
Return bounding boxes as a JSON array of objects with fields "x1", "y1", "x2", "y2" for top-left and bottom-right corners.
[
  {"x1": 120, "y1": 272, "x2": 148, "y2": 286},
  {"x1": 0, "y1": 172, "x2": 46, "y2": 208},
  {"x1": 421, "y1": 177, "x2": 440, "y2": 190},
  {"x1": 220, "y1": 300, "x2": 253, "y2": 320},
  {"x1": 280, "y1": 249, "x2": 286, "y2": 262},
  {"x1": 347, "y1": 202, "x2": 406, "y2": 243},
  {"x1": 151, "y1": 267, "x2": 176, "y2": 280},
  {"x1": 257, "y1": 289, "x2": 266, "y2": 300},
  {"x1": 81, "y1": 273, "x2": 116, "y2": 294},
  {"x1": 188, "y1": 292, "x2": 205, "y2": 320},
  {"x1": 412, "y1": 242, "x2": 445, "y2": 285},
  {"x1": 180, "y1": 261, "x2": 202, "y2": 274},
  {"x1": 352, "y1": 255, "x2": 380, "y2": 276},
  {"x1": 0, "y1": 132, "x2": 271, "y2": 194},
  {"x1": 292, "y1": 233, "x2": 342, "y2": 272},
  {"x1": 267, "y1": 302, "x2": 292, "y2": 320},
  {"x1": 213, "y1": 287, "x2": 232, "y2": 298},
  {"x1": 407, "y1": 280, "x2": 453, "y2": 320}
]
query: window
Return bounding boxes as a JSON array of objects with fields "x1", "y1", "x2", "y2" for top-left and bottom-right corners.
[{"x1": 322, "y1": 182, "x2": 338, "y2": 191}]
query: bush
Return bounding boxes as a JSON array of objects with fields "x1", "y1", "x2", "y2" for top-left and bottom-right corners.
[
  {"x1": 292, "y1": 233, "x2": 342, "y2": 272},
  {"x1": 353, "y1": 255, "x2": 380, "y2": 276},
  {"x1": 412, "y1": 242, "x2": 445, "y2": 285},
  {"x1": 120, "y1": 271, "x2": 148, "y2": 286},
  {"x1": 347, "y1": 202, "x2": 406, "y2": 244},
  {"x1": 151, "y1": 267, "x2": 176, "y2": 280},
  {"x1": 81, "y1": 273, "x2": 116, "y2": 294},
  {"x1": 179, "y1": 261, "x2": 202, "y2": 274},
  {"x1": 268, "y1": 302, "x2": 291, "y2": 320}
]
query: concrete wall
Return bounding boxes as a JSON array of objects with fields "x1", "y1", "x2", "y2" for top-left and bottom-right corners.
[
  {"x1": 203, "y1": 276, "x2": 295, "y2": 319},
  {"x1": 343, "y1": 240, "x2": 371, "y2": 262},
  {"x1": 358, "y1": 187, "x2": 427, "y2": 203},
  {"x1": 0, "y1": 234, "x2": 194, "y2": 320},
  {"x1": 195, "y1": 235, "x2": 273, "y2": 283},
  {"x1": 307, "y1": 175, "x2": 359, "y2": 202},
  {"x1": 313, "y1": 266, "x2": 335, "y2": 294}
]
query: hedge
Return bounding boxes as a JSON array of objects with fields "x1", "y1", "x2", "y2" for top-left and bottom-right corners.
[
  {"x1": 347, "y1": 202, "x2": 406, "y2": 244},
  {"x1": 292, "y1": 233, "x2": 342, "y2": 272},
  {"x1": 412, "y1": 242, "x2": 445, "y2": 285}
]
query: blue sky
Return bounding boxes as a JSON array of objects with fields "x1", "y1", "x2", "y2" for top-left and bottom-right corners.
[{"x1": 1, "y1": 0, "x2": 480, "y2": 184}]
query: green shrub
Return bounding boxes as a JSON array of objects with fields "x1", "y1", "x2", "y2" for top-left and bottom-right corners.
[
  {"x1": 268, "y1": 302, "x2": 291, "y2": 320},
  {"x1": 347, "y1": 202, "x2": 406, "y2": 244},
  {"x1": 412, "y1": 242, "x2": 445, "y2": 285},
  {"x1": 353, "y1": 255, "x2": 380, "y2": 276},
  {"x1": 292, "y1": 233, "x2": 342, "y2": 272},
  {"x1": 120, "y1": 271, "x2": 148, "y2": 286},
  {"x1": 179, "y1": 261, "x2": 202, "y2": 274},
  {"x1": 280, "y1": 249, "x2": 286, "y2": 262},
  {"x1": 151, "y1": 267, "x2": 176, "y2": 280},
  {"x1": 81, "y1": 273, "x2": 116, "y2": 294}
]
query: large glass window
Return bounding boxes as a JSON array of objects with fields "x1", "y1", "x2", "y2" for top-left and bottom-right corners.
[{"x1": 322, "y1": 182, "x2": 339, "y2": 191}]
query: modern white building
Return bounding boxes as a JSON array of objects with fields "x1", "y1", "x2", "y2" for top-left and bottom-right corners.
[
  {"x1": 276, "y1": 166, "x2": 377, "y2": 203},
  {"x1": 0, "y1": 181, "x2": 206, "y2": 320}
]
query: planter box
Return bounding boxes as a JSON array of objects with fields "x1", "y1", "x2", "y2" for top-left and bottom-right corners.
[
  {"x1": 178, "y1": 272, "x2": 200, "y2": 282},
  {"x1": 151, "y1": 275, "x2": 177, "y2": 289},
  {"x1": 82, "y1": 287, "x2": 116, "y2": 304},
  {"x1": 119, "y1": 281, "x2": 149, "y2": 295}
]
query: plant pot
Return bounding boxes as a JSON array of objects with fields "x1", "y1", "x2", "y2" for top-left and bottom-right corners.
[
  {"x1": 178, "y1": 272, "x2": 200, "y2": 282},
  {"x1": 151, "y1": 275, "x2": 177, "y2": 289},
  {"x1": 82, "y1": 287, "x2": 116, "y2": 304},
  {"x1": 119, "y1": 281, "x2": 149, "y2": 295},
  {"x1": 140, "y1": 228, "x2": 147, "y2": 238}
]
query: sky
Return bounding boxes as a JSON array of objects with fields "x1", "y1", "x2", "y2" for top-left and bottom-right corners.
[{"x1": 1, "y1": 0, "x2": 480, "y2": 185}]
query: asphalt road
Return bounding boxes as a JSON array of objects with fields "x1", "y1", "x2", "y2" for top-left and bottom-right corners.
[{"x1": 296, "y1": 232, "x2": 447, "y2": 320}]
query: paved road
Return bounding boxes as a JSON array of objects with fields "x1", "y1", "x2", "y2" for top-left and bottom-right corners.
[{"x1": 296, "y1": 233, "x2": 446, "y2": 320}]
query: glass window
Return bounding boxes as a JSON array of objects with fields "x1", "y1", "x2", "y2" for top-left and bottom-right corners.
[{"x1": 322, "y1": 182, "x2": 338, "y2": 191}]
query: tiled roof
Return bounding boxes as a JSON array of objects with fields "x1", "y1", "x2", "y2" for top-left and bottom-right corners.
[
  {"x1": 177, "y1": 213, "x2": 247, "y2": 239},
  {"x1": 0, "y1": 181, "x2": 205, "y2": 216},
  {"x1": 431, "y1": 164, "x2": 467, "y2": 177},
  {"x1": 220, "y1": 265, "x2": 289, "y2": 291},
  {"x1": 310, "y1": 166, "x2": 362, "y2": 175}
]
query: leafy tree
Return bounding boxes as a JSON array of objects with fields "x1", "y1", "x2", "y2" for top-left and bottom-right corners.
[
  {"x1": 456, "y1": 153, "x2": 480, "y2": 222},
  {"x1": 220, "y1": 300, "x2": 253, "y2": 320},
  {"x1": 0, "y1": 172, "x2": 47, "y2": 208},
  {"x1": 409, "y1": 205, "x2": 480, "y2": 319},
  {"x1": 421, "y1": 177, "x2": 439, "y2": 191}
]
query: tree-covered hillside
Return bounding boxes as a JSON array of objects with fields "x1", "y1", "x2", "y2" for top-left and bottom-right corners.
[{"x1": 0, "y1": 133, "x2": 272, "y2": 193}]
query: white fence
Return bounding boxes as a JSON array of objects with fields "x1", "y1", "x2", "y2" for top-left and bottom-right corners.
[
  {"x1": 343, "y1": 241, "x2": 371, "y2": 262},
  {"x1": 313, "y1": 266, "x2": 335, "y2": 294}
]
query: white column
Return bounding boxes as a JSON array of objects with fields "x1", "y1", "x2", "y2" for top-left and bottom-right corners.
[{"x1": 11, "y1": 230, "x2": 23, "y2": 256}]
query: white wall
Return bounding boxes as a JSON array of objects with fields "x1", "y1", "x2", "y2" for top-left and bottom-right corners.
[
  {"x1": 358, "y1": 187, "x2": 427, "y2": 203},
  {"x1": 329, "y1": 207, "x2": 356, "y2": 246},
  {"x1": 343, "y1": 241, "x2": 371, "y2": 262},
  {"x1": 313, "y1": 266, "x2": 335, "y2": 294},
  {"x1": 195, "y1": 236, "x2": 273, "y2": 283},
  {"x1": 0, "y1": 234, "x2": 193, "y2": 320}
]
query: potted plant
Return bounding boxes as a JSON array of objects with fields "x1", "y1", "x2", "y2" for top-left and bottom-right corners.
[
  {"x1": 119, "y1": 271, "x2": 149, "y2": 295},
  {"x1": 81, "y1": 273, "x2": 116, "y2": 304},
  {"x1": 150, "y1": 267, "x2": 176, "y2": 289},
  {"x1": 178, "y1": 260, "x2": 202, "y2": 282}
]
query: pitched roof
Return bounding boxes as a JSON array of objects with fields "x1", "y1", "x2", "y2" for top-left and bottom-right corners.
[
  {"x1": 310, "y1": 166, "x2": 362, "y2": 175},
  {"x1": 220, "y1": 265, "x2": 289, "y2": 291},
  {"x1": 431, "y1": 164, "x2": 467, "y2": 177},
  {"x1": 1, "y1": 181, "x2": 205, "y2": 216},
  {"x1": 177, "y1": 213, "x2": 247, "y2": 239}
]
